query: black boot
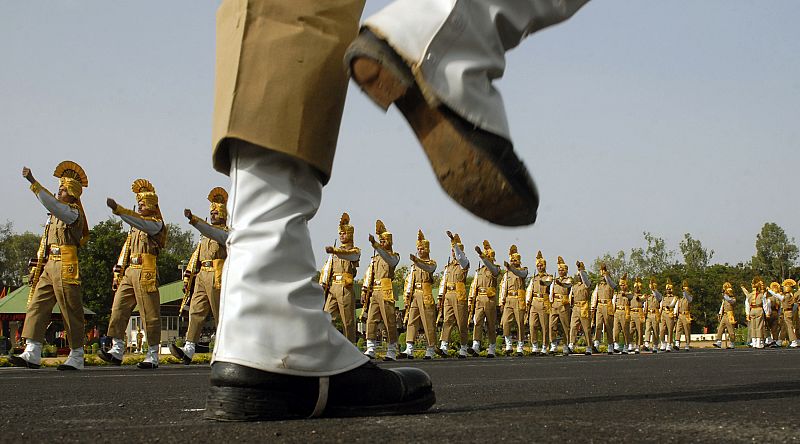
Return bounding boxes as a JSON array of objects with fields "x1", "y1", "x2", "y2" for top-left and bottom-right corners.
[
  {"x1": 204, "y1": 361, "x2": 435, "y2": 421},
  {"x1": 98, "y1": 350, "x2": 122, "y2": 366}
]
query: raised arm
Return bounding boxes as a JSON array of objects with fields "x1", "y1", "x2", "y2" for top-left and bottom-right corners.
[
  {"x1": 189, "y1": 215, "x2": 229, "y2": 245},
  {"x1": 110, "y1": 200, "x2": 163, "y2": 236},
  {"x1": 29, "y1": 181, "x2": 79, "y2": 224}
]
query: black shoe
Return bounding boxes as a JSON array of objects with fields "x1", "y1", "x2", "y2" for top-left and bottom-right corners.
[
  {"x1": 486, "y1": 353, "x2": 495, "y2": 359},
  {"x1": 204, "y1": 361, "x2": 435, "y2": 421},
  {"x1": 592, "y1": 346, "x2": 600, "y2": 353},
  {"x1": 57, "y1": 363, "x2": 79, "y2": 371},
  {"x1": 467, "y1": 347, "x2": 478, "y2": 357},
  {"x1": 652, "y1": 349, "x2": 658, "y2": 354},
  {"x1": 382, "y1": 356, "x2": 396, "y2": 362},
  {"x1": 423, "y1": 355, "x2": 432, "y2": 360},
  {"x1": 457, "y1": 354, "x2": 467, "y2": 359},
  {"x1": 516, "y1": 352, "x2": 524, "y2": 357},
  {"x1": 435, "y1": 348, "x2": 447, "y2": 358},
  {"x1": 397, "y1": 352, "x2": 408, "y2": 359},
  {"x1": 98, "y1": 350, "x2": 122, "y2": 366},
  {"x1": 344, "y1": 29, "x2": 538, "y2": 226},
  {"x1": 9, "y1": 355, "x2": 41, "y2": 369},
  {"x1": 137, "y1": 361, "x2": 158, "y2": 369},
  {"x1": 584, "y1": 350, "x2": 592, "y2": 356},
  {"x1": 607, "y1": 350, "x2": 613, "y2": 355},
  {"x1": 712, "y1": 342, "x2": 721, "y2": 348},
  {"x1": 170, "y1": 343, "x2": 192, "y2": 365}
]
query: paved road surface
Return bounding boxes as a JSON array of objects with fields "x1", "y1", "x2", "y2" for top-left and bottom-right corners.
[{"x1": 2, "y1": 348, "x2": 799, "y2": 443}]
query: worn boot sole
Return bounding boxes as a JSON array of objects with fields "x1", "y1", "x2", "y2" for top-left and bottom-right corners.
[
  {"x1": 9, "y1": 356, "x2": 41, "y2": 369},
  {"x1": 170, "y1": 343, "x2": 192, "y2": 365},
  {"x1": 345, "y1": 30, "x2": 538, "y2": 227}
]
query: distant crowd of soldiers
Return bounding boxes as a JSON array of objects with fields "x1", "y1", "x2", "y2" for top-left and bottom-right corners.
[{"x1": 319, "y1": 213, "x2": 800, "y2": 360}]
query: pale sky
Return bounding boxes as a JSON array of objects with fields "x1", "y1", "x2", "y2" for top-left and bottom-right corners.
[{"x1": 2, "y1": 1, "x2": 798, "y2": 273}]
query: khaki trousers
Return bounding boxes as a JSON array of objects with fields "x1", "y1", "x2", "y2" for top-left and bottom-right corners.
[
  {"x1": 528, "y1": 299, "x2": 548, "y2": 345},
  {"x1": 675, "y1": 315, "x2": 691, "y2": 346},
  {"x1": 324, "y1": 282, "x2": 356, "y2": 342},
  {"x1": 644, "y1": 314, "x2": 660, "y2": 345},
  {"x1": 406, "y1": 290, "x2": 436, "y2": 347},
  {"x1": 780, "y1": 311, "x2": 797, "y2": 342},
  {"x1": 629, "y1": 314, "x2": 644, "y2": 347},
  {"x1": 766, "y1": 313, "x2": 780, "y2": 340},
  {"x1": 501, "y1": 298, "x2": 525, "y2": 339},
  {"x1": 749, "y1": 308, "x2": 765, "y2": 339},
  {"x1": 549, "y1": 301, "x2": 570, "y2": 344},
  {"x1": 440, "y1": 291, "x2": 468, "y2": 344},
  {"x1": 569, "y1": 305, "x2": 591, "y2": 346},
  {"x1": 22, "y1": 259, "x2": 85, "y2": 348},
  {"x1": 472, "y1": 294, "x2": 497, "y2": 343},
  {"x1": 594, "y1": 304, "x2": 613, "y2": 344},
  {"x1": 186, "y1": 269, "x2": 221, "y2": 343},
  {"x1": 612, "y1": 310, "x2": 630, "y2": 345},
  {"x1": 715, "y1": 313, "x2": 737, "y2": 343},
  {"x1": 108, "y1": 267, "x2": 161, "y2": 345},
  {"x1": 365, "y1": 290, "x2": 398, "y2": 344},
  {"x1": 659, "y1": 311, "x2": 675, "y2": 344}
]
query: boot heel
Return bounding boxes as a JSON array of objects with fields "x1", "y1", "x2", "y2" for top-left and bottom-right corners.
[{"x1": 204, "y1": 386, "x2": 301, "y2": 421}]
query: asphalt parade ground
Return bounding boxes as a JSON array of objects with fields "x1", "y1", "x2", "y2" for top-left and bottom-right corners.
[{"x1": 1, "y1": 348, "x2": 799, "y2": 443}]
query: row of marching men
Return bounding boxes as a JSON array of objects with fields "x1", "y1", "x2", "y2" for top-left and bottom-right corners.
[
  {"x1": 318, "y1": 213, "x2": 710, "y2": 359},
  {"x1": 739, "y1": 277, "x2": 800, "y2": 349}
]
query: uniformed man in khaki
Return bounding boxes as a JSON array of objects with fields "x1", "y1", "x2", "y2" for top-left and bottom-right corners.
[
  {"x1": 500, "y1": 245, "x2": 528, "y2": 356},
  {"x1": 101, "y1": 179, "x2": 167, "y2": 369},
  {"x1": 611, "y1": 273, "x2": 631, "y2": 354},
  {"x1": 768, "y1": 279, "x2": 798, "y2": 348},
  {"x1": 591, "y1": 264, "x2": 615, "y2": 354},
  {"x1": 642, "y1": 278, "x2": 662, "y2": 353},
  {"x1": 319, "y1": 213, "x2": 361, "y2": 343},
  {"x1": 764, "y1": 282, "x2": 782, "y2": 347},
  {"x1": 11, "y1": 162, "x2": 90, "y2": 370},
  {"x1": 469, "y1": 241, "x2": 500, "y2": 358},
  {"x1": 658, "y1": 279, "x2": 678, "y2": 352},
  {"x1": 628, "y1": 277, "x2": 646, "y2": 354},
  {"x1": 567, "y1": 261, "x2": 592, "y2": 355},
  {"x1": 170, "y1": 188, "x2": 230, "y2": 364},
  {"x1": 403, "y1": 230, "x2": 439, "y2": 360},
  {"x1": 362, "y1": 220, "x2": 400, "y2": 360},
  {"x1": 743, "y1": 277, "x2": 770, "y2": 349},
  {"x1": 526, "y1": 251, "x2": 552, "y2": 355},
  {"x1": 674, "y1": 280, "x2": 694, "y2": 351},
  {"x1": 438, "y1": 232, "x2": 470, "y2": 358},
  {"x1": 548, "y1": 256, "x2": 572, "y2": 354},
  {"x1": 713, "y1": 282, "x2": 737, "y2": 349}
]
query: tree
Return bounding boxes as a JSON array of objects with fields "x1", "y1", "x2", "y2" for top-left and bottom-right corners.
[
  {"x1": 591, "y1": 250, "x2": 631, "y2": 277},
  {"x1": 0, "y1": 220, "x2": 42, "y2": 288},
  {"x1": 679, "y1": 233, "x2": 714, "y2": 271},
  {"x1": 629, "y1": 232, "x2": 675, "y2": 276},
  {"x1": 752, "y1": 222, "x2": 799, "y2": 281}
]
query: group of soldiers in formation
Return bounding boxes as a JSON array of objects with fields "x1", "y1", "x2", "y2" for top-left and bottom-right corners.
[
  {"x1": 319, "y1": 214, "x2": 800, "y2": 359},
  {"x1": 9, "y1": 161, "x2": 800, "y2": 371},
  {"x1": 11, "y1": 161, "x2": 228, "y2": 370}
]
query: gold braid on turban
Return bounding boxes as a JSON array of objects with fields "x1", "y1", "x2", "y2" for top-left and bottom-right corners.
[
  {"x1": 376, "y1": 219, "x2": 392, "y2": 246},
  {"x1": 338, "y1": 212, "x2": 354, "y2": 236},
  {"x1": 416, "y1": 229, "x2": 429, "y2": 251}
]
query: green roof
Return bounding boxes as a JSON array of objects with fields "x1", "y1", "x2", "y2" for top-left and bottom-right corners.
[
  {"x1": 0, "y1": 285, "x2": 96, "y2": 315},
  {"x1": 133, "y1": 280, "x2": 184, "y2": 312}
]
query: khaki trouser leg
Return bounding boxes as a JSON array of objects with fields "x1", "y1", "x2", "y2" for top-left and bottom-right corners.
[
  {"x1": 107, "y1": 271, "x2": 138, "y2": 340},
  {"x1": 549, "y1": 304, "x2": 569, "y2": 344},
  {"x1": 365, "y1": 292, "x2": 384, "y2": 341},
  {"x1": 128, "y1": 268, "x2": 161, "y2": 345},
  {"x1": 381, "y1": 300, "x2": 398, "y2": 344},
  {"x1": 660, "y1": 316, "x2": 675, "y2": 343},
  {"x1": 455, "y1": 299, "x2": 469, "y2": 345},
  {"x1": 441, "y1": 294, "x2": 457, "y2": 341},
  {"x1": 501, "y1": 303, "x2": 514, "y2": 337},
  {"x1": 595, "y1": 306, "x2": 612, "y2": 344},
  {"x1": 569, "y1": 310, "x2": 591, "y2": 346},
  {"x1": 406, "y1": 301, "x2": 421, "y2": 343},
  {"x1": 336, "y1": 285, "x2": 356, "y2": 342},
  {"x1": 473, "y1": 295, "x2": 496, "y2": 344},
  {"x1": 783, "y1": 315, "x2": 797, "y2": 342},
  {"x1": 630, "y1": 317, "x2": 643, "y2": 347},
  {"x1": 212, "y1": 0, "x2": 366, "y2": 179},
  {"x1": 22, "y1": 261, "x2": 58, "y2": 344},
  {"x1": 187, "y1": 273, "x2": 212, "y2": 343},
  {"x1": 676, "y1": 316, "x2": 691, "y2": 346}
]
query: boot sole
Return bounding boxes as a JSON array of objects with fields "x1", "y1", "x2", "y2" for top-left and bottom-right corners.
[
  {"x1": 204, "y1": 385, "x2": 435, "y2": 421},
  {"x1": 170, "y1": 344, "x2": 193, "y2": 365},
  {"x1": 345, "y1": 30, "x2": 538, "y2": 227},
  {"x1": 9, "y1": 356, "x2": 41, "y2": 369}
]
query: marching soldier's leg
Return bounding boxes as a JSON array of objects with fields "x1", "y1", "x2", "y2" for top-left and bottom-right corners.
[
  {"x1": 53, "y1": 265, "x2": 86, "y2": 369},
  {"x1": 548, "y1": 310, "x2": 560, "y2": 353},
  {"x1": 472, "y1": 303, "x2": 485, "y2": 354},
  {"x1": 501, "y1": 305, "x2": 514, "y2": 354},
  {"x1": 580, "y1": 317, "x2": 592, "y2": 355},
  {"x1": 440, "y1": 297, "x2": 455, "y2": 349},
  {"x1": 612, "y1": 313, "x2": 621, "y2": 354},
  {"x1": 785, "y1": 315, "x2": 798, "y2": 347},
  {"x1": 383, "y1": 301, "x2": 399, "y2": 359},
  {"x1": 102, "y1": 273, "x2": 137, "y2": 365},
  {"x1": 404, "y1": 296, "x2": 422, "y2": 358},
  {"x1": 455, "y1": 300, "x2": 469, "y2": 358},
  {"x1": 558, "y1": 310, "x2": 570, "y2": 353},
  {"x1": 179, "y1": 275, "x2": 211, "y2": 364},
  {"x1": 364, "y1": 293, "x2": 382, "y2": 358},
  {"x1": 486, "y1": 300, "x2": 497, "y2": 357},
  {"x1": 514, "y1": 304, "x2": 524, "y2": 355},
  {"x1": 13, "y1": 263, "x2": 58, "y2": 368},
  {"x1": 420, "y1": 302, "x2": 438, "y2": 359},
  {"x1": 569, "y1": 310, "x2": 579, "y2": 352},
  {"x1": 339, "y1": 287, "x2": 357, "y2": 343},
  {"x1": 133, "y1": 271, "x2": 162, "y2": 369}
]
